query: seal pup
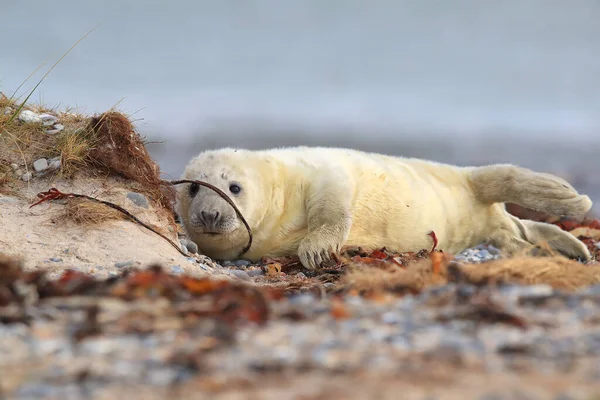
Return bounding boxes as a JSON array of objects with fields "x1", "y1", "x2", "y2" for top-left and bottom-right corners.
[{"x1": 177, "y1": 147, "x2": 593, "y2": 269}]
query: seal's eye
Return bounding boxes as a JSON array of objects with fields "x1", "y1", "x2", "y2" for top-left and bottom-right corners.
[
  {"x1": 189, "y1": 182, "x2": 200, "y2": 197},
  {"x1": 229, "y1": 183, "x2": 242, "y2": 194}
]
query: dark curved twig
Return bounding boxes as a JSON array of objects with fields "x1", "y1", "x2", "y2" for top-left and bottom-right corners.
[
  {"x1": 168, "y1": 179, "x2": 253, "y2": 257},
  {"x1": 30, "y1": 188, "x2": 188, "y2": 256},
  {"x1": 30, "y1": 179, "x2": 254, "y2": 260}
]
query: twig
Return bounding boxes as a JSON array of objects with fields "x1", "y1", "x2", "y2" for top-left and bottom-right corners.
[
  {"x1": 30, "y1": 188, "x2": 188, "y2": 256},
  {"x1": 168, "y1": 179, "x2": 253, "y2": 256}
]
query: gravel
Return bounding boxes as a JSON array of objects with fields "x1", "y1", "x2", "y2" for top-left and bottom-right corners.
[
  {"x1": 454, "y1": 244, "x2": 502, "y2": 263},
  {"x1": 21, "y1": 172, "x2": 32, "y2": 182},
  {"x1": 2, "y1": 279, "x2": 600, "y2": 398}
]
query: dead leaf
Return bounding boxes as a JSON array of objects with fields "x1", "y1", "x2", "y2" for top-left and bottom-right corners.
[
  {"x1": 569, "y1": 227, "x2": 600, "y2": 240},
  {"x1": 266, "y1": 263, "x2": 282, "y2": 277},
  {"x1": 330, "y1": 299, "x2": 351, "y2": 320}
]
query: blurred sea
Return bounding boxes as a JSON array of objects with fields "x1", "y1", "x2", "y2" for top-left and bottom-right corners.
[{"x1": 1, "y1": 0, "x2": 599, "y2": 211}]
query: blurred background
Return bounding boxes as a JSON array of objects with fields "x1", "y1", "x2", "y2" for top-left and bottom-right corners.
[{"x1": 1, "y1": 0, "x2": 599, "y2": 212}]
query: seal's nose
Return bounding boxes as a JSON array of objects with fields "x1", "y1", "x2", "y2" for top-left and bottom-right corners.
[{"x1": 201, "y1": 210, "x2": 220, "y2": 224}]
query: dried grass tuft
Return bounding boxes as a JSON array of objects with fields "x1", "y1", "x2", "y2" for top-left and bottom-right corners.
[
  {"x1": 56, "y1": 128, "x2": 96, "y2": 177},
  {"x1": 62, "y1": 198, "x2": 124, "y2": 225},
  {"x1": 339, "y1": 251, "x2": 600, "y2": 294},
  {"x1": 457, "y1": 256, "x2": 600, "y2": 291},
  {"x1": 340, "y1": 258, "x2": 445, "y2": 294}
]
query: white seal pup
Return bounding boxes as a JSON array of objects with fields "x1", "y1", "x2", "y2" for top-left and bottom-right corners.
[{"x1": 177, "y1": 147, "x2": 593, "y2": 269}]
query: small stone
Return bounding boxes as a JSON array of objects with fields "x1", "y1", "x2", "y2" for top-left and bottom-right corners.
[
  {"x1": 234, "y1": 259, "x2": 252, "y2": 267},
  {"x1": 171, "y1": 265, "x2": 184, "y2": 274},
  {"x1": 126, "y1": 192, "x2": 149, "y2": 208},
  {"x1": 115, "y1": 260, "x2": 135, "y2": 269},
  {"x1": 3, "y1": 107, "x2": 12, "y2": 116},
  {"x1": 49, "y1": 257, "x2": 62, "y2": 262},
  {"x1": 33, "y1": 158, "x2": 49, "y2": 172},
  {"x1": 477, "y1": 249, "x2": 491, "y2": 259},
  {"x1": 18, "y1": 110, "x2": 41, "y2": 123},
  {"x1": 220, "y1": 260, "x2": 235, "y2": 267},
  {"x1": 0, "y1": 196, "x2": 19, "y2": 204},
  {"x1": 296, "y1": 272, "x2": 307, "y2": 279},
  {"x1": 21, "y1": 172, "x2": 32, "y2": 182},
  {"x1": 178, "y1": 240, "x2": 189, "y2": 255},
  {"x1": 39, "y1": 113, "x2": 58, "y2": 126},
  {"x1": 230, "y1": 269, "x2": 251, "y2": 281},
  {"x1": 246, "y1": 269, "x2": 265, "y2": 277},
  {"x1": 186, "y1": 240, "x2": 198, "y2": 254},
  {"x1": 10, "y1": 163, "x2": 19, "y2": 170},
  {"x1": 48, "y1": 160, "x2": 61, "y2": 171},
  {"x1": 52, "y1": 123, "x2": 64, "y2": 131},
  {"x1": 46, "y1": 129, "x2": 61, "y2": 135}
]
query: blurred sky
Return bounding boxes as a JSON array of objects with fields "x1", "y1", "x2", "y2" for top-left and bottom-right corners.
[{"x1": 1, "y1": 0, "x2": 599, "y2": 194}]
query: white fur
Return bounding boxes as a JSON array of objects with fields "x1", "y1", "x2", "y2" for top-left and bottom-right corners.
[{"x1": 178, "y1": 147, "x2": 593, "y2": 268}]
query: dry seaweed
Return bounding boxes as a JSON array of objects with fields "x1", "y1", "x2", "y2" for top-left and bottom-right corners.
[{"x1": 86, "y1": 112, "x2": 176, "y2": 213}]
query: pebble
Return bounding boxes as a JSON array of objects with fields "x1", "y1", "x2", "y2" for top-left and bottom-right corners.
[
  {"x1": 49, "y1": 257, "x2": 62, "y2": 263},
  {"x1": 220, "y1": 261, "x2": 235, "y2": 267},
  {"x1": 3, "y1": 107, "x2": 12, "y2": 115},
  {"x1": 33, "y1": 158, "x2": 49, "y2": 172},
  {"x1": 39, "y1": 113, "x2": 58, "y2": 126},
  {"x1": 178, "y1": 241, "x2": 189, "y2": 255},
  {"x1": 126, "y1": 192, "x2": 149, "y2": 208},
  {"x1": 114, "y1": 261, "x2": 135, "y2": 269},
  {"x1": 229, "y1": 269, "x2": 251, "y2": 281},
  {"x1": 18, "y1": 110, "x2": 41, "y2": 123},
  {"x1": 48, "y1": 160, "x2": 61, "y2": 171},
  {"x1": 21, "y1": 172, "x2": 32, "y2": 182},
  {"x1": 246, "y1": 269, "x2": 265, "y2": 277},
  {"x1": 170, "y1": 265, "x2": 184, "y2": 274},
  {"x1": 454, "y1": 244, "x2": 501, "y2": 263},
  {"x1": 0, "y1": 196, "x2": 19, "y2": 204},
  {"x1": 185, "y1": 240, "x2": 198, "y2": 254},
  {"x1": 234, "y1": 259, "x2": 252, "y2": 268},
  {"x1": 10, "y1": 163, "x2": 19, "y2": 170}
]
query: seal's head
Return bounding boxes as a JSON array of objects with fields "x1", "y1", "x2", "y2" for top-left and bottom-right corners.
[{"x1": 177, "y1": 148, "x2": 271, "y2": 260}]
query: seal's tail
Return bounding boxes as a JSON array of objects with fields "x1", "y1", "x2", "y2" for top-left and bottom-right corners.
[{"x1": 469, "y1": 164, "x2": 592, "y2": 219}]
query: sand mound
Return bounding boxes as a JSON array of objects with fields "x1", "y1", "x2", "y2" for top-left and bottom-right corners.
[{"x1": 0, "y1": 97, "x2": 227, "y2": 279}]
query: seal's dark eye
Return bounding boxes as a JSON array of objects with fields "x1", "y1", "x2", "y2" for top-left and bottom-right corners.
[
  {"x1": 189, "y1": 183, "x2": 199, "y2": 197},
  {"x1": 229, "y1": 183, "x2": 241, "y2": 194}
]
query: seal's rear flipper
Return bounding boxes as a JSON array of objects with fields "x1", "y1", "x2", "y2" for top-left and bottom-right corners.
[
  {"x1": 507, "y1": 215, "x2": 592, "y2": 261},
  {"x1": 469, "y1": 164, "x2": 592, "y2": 220}
]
